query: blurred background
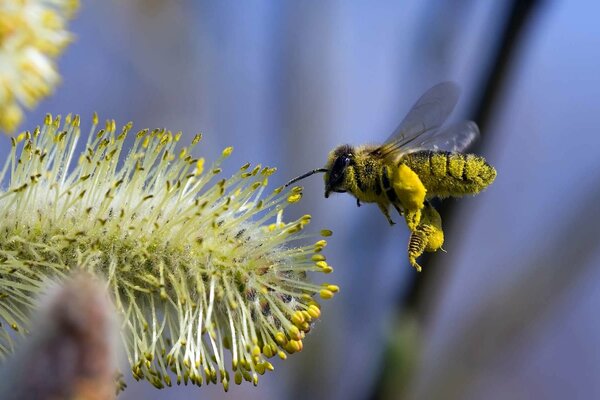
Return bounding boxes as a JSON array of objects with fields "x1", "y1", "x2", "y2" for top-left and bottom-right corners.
[{"x1": 2, "y1": 0, "x2": 600, "y2": 399}]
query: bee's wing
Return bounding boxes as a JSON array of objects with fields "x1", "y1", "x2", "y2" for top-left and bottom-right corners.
[
  {"x1": 372, "y1": 81, "x2": 460, "y2": 160},
  {"x1": 410, "y1": 120, "x2": 480, "y2": 153}
]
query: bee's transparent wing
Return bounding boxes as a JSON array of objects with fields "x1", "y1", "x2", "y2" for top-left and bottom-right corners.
[
  {"x1": 410, "y1": 120, "x2": 480, "y2": 153},
  {"x1": 372, "y1": 81, "x2": 460, "y2": 160}
]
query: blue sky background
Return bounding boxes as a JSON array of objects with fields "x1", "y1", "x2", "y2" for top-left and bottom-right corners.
[{"x1": 1, "y1": 1, "x2": 599, "y2": 399}]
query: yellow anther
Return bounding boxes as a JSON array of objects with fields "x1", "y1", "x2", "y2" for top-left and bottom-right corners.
[
  {"x1": 312, "y1": 254, "x2": 326, "y2": 262},
  {"x1": 275, "y1": 332, "x2": 287, "y2": 346},
  {"x1": 301, "y1": 310, "x2": 312, "y2": 321},
  {"x1": 288, "y1": 325, "x2": 300, "y2": 340},
  {"x1": 255, "y1": 363, "x2": 266, "y2": 375},
  {"x1": 291, "y1": 310, "x2": 305, "y2": 326},
  {"x1": 222, "y1": 146, "x2": 234, "y2": 157},
  {"x1": 262, "y1": 167, "x2": 277, "y2": 176},
  {"x1": 242, "y1": 370, "x2": 252, "y2": 382},
  {"x1": 327, "y1": 284, "x2": 340, "y2": 293},
  {"x1": 195, "y1": 158, "x2": 205, "y2": 176},
  {"x1": 16, "y1": 132, "x2": 27, "y2": 143},
  {"x1": 287, "y1": 193, "x2": 302, "y2": 203},
  {"x1": 314, "y1": 239, "x2": 327, "y2": 248},
  {"x1": 285, "y1": 340, "x2": 300, "y2": 354},
  {"x1": 192, "y1": 133, "x2": 202, "y2": 144},
  {"x1": 92, "y1": 112, "x2": 98, "y2": 125},
  {"x1": 320, "y1": 229, "x2": 333, "y2": 237},
  {"x1": 319, "y1": 289, "x2": 334, "y2": 299},
  {"x1": 262, "y1": 344, "x2": 273, "y2": 358},
  {"x1": 285, "y1": 225, "x2": 301, "y2": 235}
]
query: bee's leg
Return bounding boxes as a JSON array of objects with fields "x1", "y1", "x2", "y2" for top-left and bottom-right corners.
[
  {"x1": 393, "y1": 203, "x2": 403, "y2": 216},
  {"x1": 404, "y1": 208, "x2": 422, "y2": 232},
  {"x1": 391, "y1": 164, "x2": 426, "y2": 211},
  {"x1": 356, "y1": 198, "x2": 361, "y2": 207},
  {"x1": 377, "y1": 203, "x2": 395, "y2": 225},
  {"x1": 421, "y1": 203, "x2": 444, "y2": 252},
  {"x1": 407, "y1": 204, "x2": 444, "y2": 272},
  {"x1": 408, "y1": 228, "x2": 426, "y2": 272}
]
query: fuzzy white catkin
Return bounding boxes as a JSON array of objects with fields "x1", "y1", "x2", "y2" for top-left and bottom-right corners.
[
  {"x1": 0, "y1": 114, "x2": 339, "y2": 392},
  {"x1": 0, "y1": 0, "x2": 79, "y2": 133}
]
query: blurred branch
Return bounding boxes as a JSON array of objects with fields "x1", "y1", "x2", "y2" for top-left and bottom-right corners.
[
  {"x1": 373, "y1": 1, "x2": 543, "y2": 398},
  {"x1": 472, "y1": 0, "x2": 544, "y2": 138},
  {"x1": 0, "y1": 272, "x2": 119, "y2": 400},
  {"x1": 404, "y1": 0, "x2": 543, "y2": 314}
]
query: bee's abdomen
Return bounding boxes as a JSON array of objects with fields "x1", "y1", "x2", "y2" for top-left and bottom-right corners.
[{"x1": 402, "y1": 151, "x2": 496, "y2": 198}]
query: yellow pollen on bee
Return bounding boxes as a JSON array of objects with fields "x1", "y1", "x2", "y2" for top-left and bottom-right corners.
[{"x1": 393, "y1": 164, "x2": 426, "y2": 211}]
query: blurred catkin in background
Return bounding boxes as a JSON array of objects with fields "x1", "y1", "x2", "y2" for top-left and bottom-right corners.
[
  {"x1": 0, "y1": 0, "x2": 79, "y2": 133},
  {"x1": 0, "y1": 272, "x2": 118, "y2": 400}
]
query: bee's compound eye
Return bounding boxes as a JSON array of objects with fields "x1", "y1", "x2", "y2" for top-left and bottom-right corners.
[{"x1": 343, "y1": 156, "x2": 351, "y2": 166}]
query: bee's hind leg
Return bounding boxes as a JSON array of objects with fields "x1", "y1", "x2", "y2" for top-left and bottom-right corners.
[
  {"x1": 393, "y1": 203, "x2": 404, "y2": 216},
  {"x1": 356, "y1": 198, "x2": 361, "y2": 207},
  {"x1": 377, "y1": 203, "x2": 396, "y2": 225}
]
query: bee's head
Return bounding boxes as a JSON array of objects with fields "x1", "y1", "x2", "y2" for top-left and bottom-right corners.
[
  {"x1": 283, "y1": 144, "x2": 355, "y2": 195},
  {"x1": 324, "y1": 145, "x2": 354, "y2": 198}
]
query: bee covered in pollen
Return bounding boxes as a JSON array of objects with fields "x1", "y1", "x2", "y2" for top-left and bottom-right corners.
[{"x1": 285, "y1": 82, "x2": 497, "y2": 271}]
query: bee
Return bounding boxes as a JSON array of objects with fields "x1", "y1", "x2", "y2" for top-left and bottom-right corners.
[{"x1": 286, "y1": 82, "x2": 496, "y2": 270}]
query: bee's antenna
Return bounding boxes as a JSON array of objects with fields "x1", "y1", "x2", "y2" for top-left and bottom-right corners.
[{"x1": 285, "y1": 168, "x2": 328, "y2": 187}]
